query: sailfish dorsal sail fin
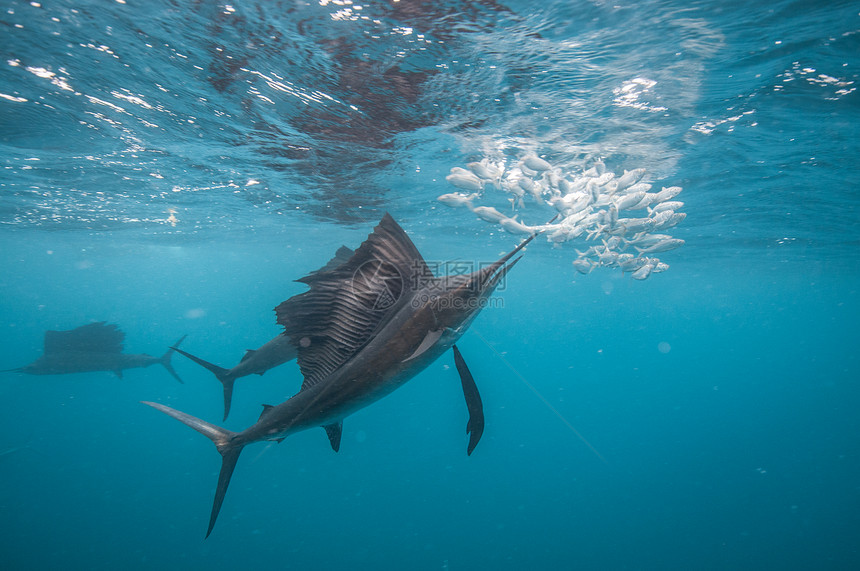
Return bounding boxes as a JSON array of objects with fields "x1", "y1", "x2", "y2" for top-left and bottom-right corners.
[
  {"x1": 275, "y1": 213, "x2": 433, "y2": 389},
  {"x1": 309, "y1": 245, "x2": 354, "y2": 276},
  {"x1": 43, "y1": 322, "x2": 125, "y2": 355}
]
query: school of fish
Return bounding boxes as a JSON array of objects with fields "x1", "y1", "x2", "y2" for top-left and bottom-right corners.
[{"x1": 438, "y1": 153, "x2": 685, "y2": 280}]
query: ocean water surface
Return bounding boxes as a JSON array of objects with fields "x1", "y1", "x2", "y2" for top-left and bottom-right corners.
[{"x1": 1, "y1": 1, "x2": 858, "y2": 569}]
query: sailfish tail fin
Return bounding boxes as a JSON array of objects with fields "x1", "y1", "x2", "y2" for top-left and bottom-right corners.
[
  {"x1": 170, "y1": 345, "x2": 235, "y2": 420},
  {"x1": 160, "y1": 335, "x2": 187, "y2": 384},
  {"x1": 142, "y1": 401, "x2": 244, "y2": 538}
]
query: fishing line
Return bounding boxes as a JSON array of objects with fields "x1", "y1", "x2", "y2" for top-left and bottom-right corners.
[{"x1": 473, "y1": 329, "x2": 607, "y2": 464}]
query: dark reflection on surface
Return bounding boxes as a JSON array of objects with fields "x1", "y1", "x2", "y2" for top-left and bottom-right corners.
[{"x1": 198, "y1": 0, "x2": 513, "y2": 223}]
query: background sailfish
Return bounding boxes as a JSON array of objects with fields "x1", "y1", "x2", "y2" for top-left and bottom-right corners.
[
  {"x1": 2, "y1": 322, "x2": 185, "y2": 382},
  {"x1": 144, "y1": 213, "x2": 535, "y2": 537}
]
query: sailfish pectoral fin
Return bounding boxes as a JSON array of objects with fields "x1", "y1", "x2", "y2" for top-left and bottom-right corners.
[{"x1": 452, "y1": 345, "x2": 484, "y2": 456}]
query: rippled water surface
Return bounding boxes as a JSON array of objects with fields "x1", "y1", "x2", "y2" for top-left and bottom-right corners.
[{"x1": 1, "y1": 1, "x2": 859, "y2": 570}]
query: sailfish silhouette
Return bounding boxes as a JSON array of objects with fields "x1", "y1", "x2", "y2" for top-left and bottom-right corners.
[
  {"x1": 144, "y1": 213, "x2": 534, "y2": 536},
  {"x1": 2, "y1": 322, "x2": 185, "y2": 383}
]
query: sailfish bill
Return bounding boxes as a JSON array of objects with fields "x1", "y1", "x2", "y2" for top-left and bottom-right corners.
[{"x1": 144, "y1": 213, "x2": 538, "y2": 536}]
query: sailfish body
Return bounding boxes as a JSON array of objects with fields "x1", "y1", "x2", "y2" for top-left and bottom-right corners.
[
  {"x1": 3, "y1": 322, "x2": 185, "y2": 383},
  {"x1": 22, "y1": 351, "x2": 166, "y2": 376},
  {"x1": 144, "y1": 213, "x2": 534, "y2": 536}
]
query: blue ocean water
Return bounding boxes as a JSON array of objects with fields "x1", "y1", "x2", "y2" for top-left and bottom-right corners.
[{"x1": 1, "y1": 0, "x2": 859, "y2": 569}]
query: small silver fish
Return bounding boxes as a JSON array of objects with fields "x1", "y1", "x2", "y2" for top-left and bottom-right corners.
[
  {"x1": 648, "y1": 200, "x2": 684, "y2": 214},
  {"x1": 446, "y1": 172, "x2": 483, "y2": 191},
  {"x1": 466, "y1": 160, "x2": 502, "y2": 181},
  {"x1": 616, "y1": 253, "x2": 635, "y2": 266},
  {"x1": 471, "y1": 205, "x2": 508, "y2": 223},
  {"x1": 574, "y1": 246, "x2": 598, "y2": 259},
  {"x1": 503, "y1": 179, "x2": 526, "y2": 200},
  {"x1": 449, "y1": 167, "x2": 476, "y2": 177},
  {"x1": 518, "y1": 177, "x2": 536, "y2": 193},
  {"x1": 628, "y1": 192, "x2": 658, "y2": 210},
  {"x1": 597, "y1": 247, "x2": 619, "y2": 266},
  {"x1": 623, "y1": 233, "x2": 673, "y2": 248},
  {"x1": 549, "y1": 193, "x2": 590, "y2": 216},
  {"x1": 523, "y1": 154, "x2": 552, "y2": 172},
  {"x1": 614, "y1": 191, "x2": 646, "y2": 211},
  {"x1": 587, "y1": 180, "x2": 600, "y2": 203},
  {"x1": 603, "y1": 180, "x2": 619, "y2": 195},
  {"x1": 616, "y1": 217, "x2": 655, "y2": 233},
  {"x1": 626, "y1": 182, "x2": 653, "y2": 195},
  {"x1": 616, "y1": 168, "x2": 646, "y2": 190},
  {"x1": 631, "y1": 259, "x2": 656, "y2": 280},
  {"x1": 619, "y1": 256, "x2": 647, "y2": 272},
  {"x1": 635, "y1": 238, "x2": 685, "y2": 254},
  {"x1": 652, "y1": 211, "x2": 686, "y2": 230},
  {"x1": 572, "y1": 258, "x2": 595, "y2": 274},
  {"x1": 653, "y1": 186, "x2": 682, "y2": 202},
  {"x1": 499, "y1": 216, "x2": 538, "y2": 235},
  {"x1": 547, "y1": 225, "x2": 571, "y2": 244},
  {"x1": 602, "y1": 235, "x2": 623, "y2": 250},
  {"x1": 437, "y1": 193, "x2": 477, "y2": 208},
  {"x1": 593, "y1": 172, "x2": 615, "y2": 186}
]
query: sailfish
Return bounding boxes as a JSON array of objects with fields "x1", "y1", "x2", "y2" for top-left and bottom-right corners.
[
  {"x1": 171, "y1": 333, "x2": 297, "y2": 420},
  {"x1": 143, "y1": 213, "x2": 535, "y2": 537},
  {"x1": 169, "y1": 246, "x2": 354, "y2": 420},
  {"x1": 2, "y1": 322, "x2": 186, "y2": 383}
]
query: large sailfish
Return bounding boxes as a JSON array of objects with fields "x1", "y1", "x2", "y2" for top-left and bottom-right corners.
[{"x1": 144, "y1": 213, "x2": 535, "y2": 537}]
